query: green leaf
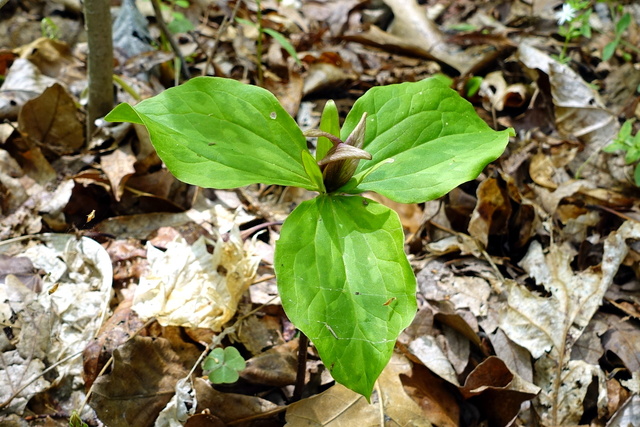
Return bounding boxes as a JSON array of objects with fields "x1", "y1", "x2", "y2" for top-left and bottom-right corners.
[
  {"x1": 603, "y1": 142, "x2": 627, "y2": 153},
  {"x1": 602, "y1": 40, "x2": 617, "y2": 61},
  {"x1": 616, "y1": 13, "x2": 631, "y2": 35},
  {"x1": 235, "y1": 17, "x2": 258, "y2": 29},
  {"x1": 339, "y1": 77, "x2": 512, "y2": 203},
  {"x1": 274, "y1": 195, "x2": 417, "y2": 398},
  {"x1": 168, "y1": 13, "x2": 194, "y2": 34},
  {"x1": 634, "y1": 164, "x2": 640, "y2": 187},
  {"x1": 618, "y1": 119, "x2": 635, "y2": 141},
  {"x1": 317, "y1": 100, "x2": 340, "y2": 161},
  {"x1": 625, "y1": 145, "x2": 640, "y2": 164},
  {"x1": 301, "y1": 150, "x2": 326, "y2": 193},
  {"x1": 203, "y1": 347, "x2": 246, "y2": 384},
  {"x1": 262, "y1": 28, "x2": 302, "y2": 66},
  {"x1": 105, "y1": 77, "x2": 317, "y2": 191},
  {"x1": 465, "y1": 76, "x2": 483, "y2": 98}
]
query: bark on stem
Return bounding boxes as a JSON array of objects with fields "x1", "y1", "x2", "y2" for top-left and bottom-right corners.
[{"x1": 84, "y1": 0, "x2": 114, "y2": 137}]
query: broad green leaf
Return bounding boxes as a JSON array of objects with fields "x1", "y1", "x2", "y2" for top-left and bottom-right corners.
[
  {"x1": 317, "y1": 100, "x2": 340, "y2": 161},
  {"x1": 338, "y1": 77, "x2": 512, "y2": 203},
  {"x1": 203, "y1": 347, "x2": 246, "y2": 384},
  {"x1": 274, "y1": 195, "x2": 417, "y2": 398},
  {"x1": 634, "y1": 164, "x2": 640, "y2": 187},
  {"x1": 105, "y1": 77, "x2": 317, "y2": 191}
]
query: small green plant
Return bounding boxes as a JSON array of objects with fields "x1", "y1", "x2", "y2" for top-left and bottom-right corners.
[
  {"x1": 554, "y1": 0, "x2": 592, "y2": 64},
  {"x1": 105, "y1": 76, "x2": 512, "y2": 398},
  {"x1": 161, "y1": 0, "x2": 194, "y2": 34},
  {"x1": 69, "y1": 411, "x2": 88, "y2": 427},
  {"x1": 41, "y1": 17, "x2": 60, "y2": 40},
  {"x1": 603, "y1": 119, "x2": 640, "y2": 185},
  {"x1": 236, "y1": 0, "x2": 301, "y2": 86},
  {"x1": 602, "y1": 10, "x2": 632, "y2": 61},
  {"x1": 202, "y1": 347, "x2": 247, "y2": 383}
]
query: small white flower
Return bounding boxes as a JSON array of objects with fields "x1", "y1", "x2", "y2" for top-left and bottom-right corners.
[
  {"x1": 556, "y1": 3, "x2": 576, "y2": 25},
  {"x1": 281, "y1": 0, "x2": 302, "y2": 9}
]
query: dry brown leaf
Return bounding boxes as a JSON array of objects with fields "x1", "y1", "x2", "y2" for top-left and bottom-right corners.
[
  {"x1": 401, "y1": 364, "x2": 460, "y2": 427},
  {"x1": 194, "y1": 377, "x2": 279, "y2": 424},
  {"x1": 479, "y1": 71, "x2": 530, "y2": 112},
  {"x1": 468, "y1": 177, "x2": 511, "y2": 248},
  {"x1": 285, "y1": 385, "x2": 378, "y2": 425},
  {"x1": 459, "y1": 356, "x2": 539, "y2": 426},
  {"x1": 379, "y1": 0, "x2": 498, "y2": 75},
  {"x1": 18, "y1": 83, "x2": 84, "y2": 156},
  {"x1": 90, "y1": 335, "x2": 198, "y2": 427},
  {"x1": 101, "y1": 144, "x2": 137, "y2": 202},
  {"x1": 241, "y1": 339, "x2": 298, "y2": 387},
  {"x1": 601, "y1": 314, "x2": 640, "y2": 373},
  {"x1": 517, "y1": 42, "x2": 620, "y2": 181},
  {"x1": 377, "y1": 353, "x2": 432, "y2": 426},
  {"x1": 499, "y1": 221, "x2": 640, "y2": 424},
  {"x1": 82, "y1": 296, "x2": 145, "y2": 390}
]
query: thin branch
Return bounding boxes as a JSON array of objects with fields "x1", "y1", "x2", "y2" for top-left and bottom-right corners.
[
  {"x1": 149, "y1": 0, "x2": 191, "y2": 80},
  {"x1": 203, "y1": 0, "x2": 243, "y2": 76},
  {"x1": 291, "y1": 332, "x2": 308, "y2": 402}
]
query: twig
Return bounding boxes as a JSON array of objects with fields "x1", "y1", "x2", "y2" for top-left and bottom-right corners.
[
  {"x1": 0, "y1": 349, "x2": 84, "y2": 410},
  {"x1": 149, "y1": 0, "x2": 191, "y2": 80},
  {"x1": 291, "y1": 331, "x2": 308, "y2": 402},
  {"x1": 203, "y1": 0, "x2": 243, "y2": 76}
]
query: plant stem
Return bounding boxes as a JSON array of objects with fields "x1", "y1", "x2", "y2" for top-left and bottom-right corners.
[
  {"x1": 255, "y1": 0, "x2": 264, "y2": 86},
  {"x1": 84, "y1": 0, "x2": 114, "y2": 137},
  {"x1": 292, "y1": 331, "x2": 308, "y2": 402},
  {"x1": 149, "y1": 0, "x2": 191, "y2": 80}
]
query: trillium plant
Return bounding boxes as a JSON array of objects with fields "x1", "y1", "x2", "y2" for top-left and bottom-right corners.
[{"x1": 105, "y1": 76, "x2": 512, "y2": 398}]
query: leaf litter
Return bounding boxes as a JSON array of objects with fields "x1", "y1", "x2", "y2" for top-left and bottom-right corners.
[{"x1": 1, "y1": 0, "x2": 640, "y2": 425}]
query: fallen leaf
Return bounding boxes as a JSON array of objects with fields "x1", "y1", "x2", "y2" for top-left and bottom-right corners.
[
  {"x1": 90, "y1": 335, "x2": 198, "y2": 427},
  {"x1": 194, "y1": 377, "x2": 279, "y2": 424},
  {"x1": 285, "y1": 383, "x2": 379, "y2": 425},
  {"x1": 241, "y1": 339, "x2": 298, "y2": 387},
  {"x1": 132, "y1": 233, "x2": 259, "y2": 330},
  {"x1": 459, "y1": 356, "x2": 539, "y2": 426},
  {"x1": 101, "y1": 143, "x2": 137, "y2": 202},
  {"x1": 468, "y1": 176, "x2": 512, "y2": 248},
  {"x1": 18, "y1": 83, "x2": 84, "y2": 156},
  {"x1": 499, "y1": 221, "x2": 640, "y2": 424}
]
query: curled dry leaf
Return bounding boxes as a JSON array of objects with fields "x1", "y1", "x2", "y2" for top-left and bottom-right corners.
[
  {"x1": 459, "y1": 356, "x2": 539, "y2": 426},
  {"x1": 132, "y1": 233, "x2": 259, "y2": 330}
]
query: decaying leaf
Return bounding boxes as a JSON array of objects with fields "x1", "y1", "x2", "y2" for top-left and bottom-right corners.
[
  {"x1": 132, "y1": 232, "x2": 259, "y2": 330},
  {"x1": 90, "y1": 336, "x2": 198, "y2": 427},
  {"x1": 194, "y1": 377, "x2": 279, "y2": 424},
  {"x1": 0, "y1": 234, "x2": 113, "y2": 417},
  {"x1": 459, "y1": 356, "x2": 539, "y2": 426},
  {"x1": 18, "y1": 83, "x2": 84, "y2": 156},
  {"x1": 499, "y1": 221, "x2": 640, "y2": 424}
]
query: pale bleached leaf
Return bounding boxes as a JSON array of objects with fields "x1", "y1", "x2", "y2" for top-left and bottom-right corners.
[{"x1": 499, "y1": 221, "x2": 640, "y2": 424}]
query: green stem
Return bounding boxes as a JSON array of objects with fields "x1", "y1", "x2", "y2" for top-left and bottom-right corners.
[{"x1": 112, "y1": 74, "x2": 141, "y2": 101}]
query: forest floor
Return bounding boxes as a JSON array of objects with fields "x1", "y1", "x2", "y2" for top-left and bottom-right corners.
[{"x1": 1, "y1": 0, "x2": 640, "y2": 426}]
